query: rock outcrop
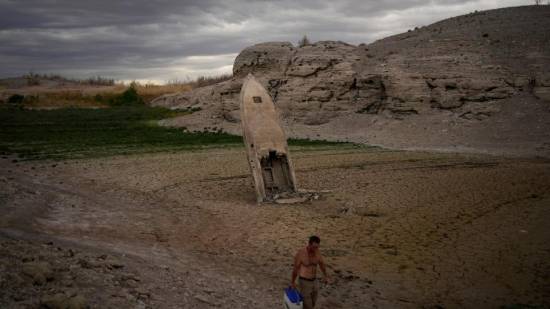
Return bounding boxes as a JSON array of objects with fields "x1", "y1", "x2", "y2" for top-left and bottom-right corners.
[{"x1": 152, "y1": 6, "x2": 550, "y2": 157}]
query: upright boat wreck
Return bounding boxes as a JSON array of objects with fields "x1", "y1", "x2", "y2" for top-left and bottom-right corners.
[{"x1": 240, "y1": 74, "x2": 298, "y2": 203}]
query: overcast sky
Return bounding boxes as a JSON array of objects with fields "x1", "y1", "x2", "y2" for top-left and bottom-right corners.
[{"x1": 0, "y1": 0, "x2": 530, "y2": 84}]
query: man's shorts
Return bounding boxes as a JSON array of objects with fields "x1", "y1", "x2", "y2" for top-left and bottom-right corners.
[{"x1": 299, "y1": 277, "x2": 318, "y2": 309}]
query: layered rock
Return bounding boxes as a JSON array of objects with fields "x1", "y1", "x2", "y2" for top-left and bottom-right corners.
[
  {"x1": 153, "y1": 41, "x2": 364, "y2": 125},
  {"x1": 151, "y1": 6, "x2": 550, "y2": 157}
]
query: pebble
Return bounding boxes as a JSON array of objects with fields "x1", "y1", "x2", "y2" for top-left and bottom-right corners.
[{"x1": 194, "y1": 294, "x2": 220, "y2": 307}]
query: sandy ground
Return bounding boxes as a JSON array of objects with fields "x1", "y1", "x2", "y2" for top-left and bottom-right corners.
[{"x1": 1, "y1": 147, "x2": 549, "y2": 308}]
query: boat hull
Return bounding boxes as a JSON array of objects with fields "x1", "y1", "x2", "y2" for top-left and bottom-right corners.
[{"x1": 240, "y1": 74, "x2": 297, "y2": 202}]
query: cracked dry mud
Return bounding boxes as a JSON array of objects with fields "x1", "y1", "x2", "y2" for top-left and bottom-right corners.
[{"x1": 1, "y1": 147, "x2": 549, "y2": 308}]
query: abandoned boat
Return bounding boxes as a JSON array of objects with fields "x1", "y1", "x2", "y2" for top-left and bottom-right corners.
[{"x1": 240, "y1": 74, "x2": 298, "y2": 203}]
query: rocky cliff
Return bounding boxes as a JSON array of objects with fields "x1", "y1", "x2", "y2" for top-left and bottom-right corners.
[{"x1": 152, "y1": 6, "x2": 550, "y2": 157}]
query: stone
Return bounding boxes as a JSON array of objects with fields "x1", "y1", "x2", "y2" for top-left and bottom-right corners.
[
  {"x1": 77, "y1": 258, "x2": 102, "y2": 269},
  {"x1": 233, "y1": 42, "x2": 295, "y2": 78},
  {"x1": 40, "y1": 293, "x2": 87, "y2": 309},
  {"x1": 108, "y1": 260, "x2": 125, "y2": 269},
  {"x1": 21, "y1": 261, "x2": 53, "y2": 285},
  {"x1": 194, "y1": 294, "x2": 220, "y2": 307},
  {"x1": 274, "y1": 197, "x2": 309, "y2": 204}
]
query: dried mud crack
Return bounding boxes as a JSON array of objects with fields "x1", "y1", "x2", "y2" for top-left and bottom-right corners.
[{"x1": 1, "y1": 147, "x2": 549, "y2": 308}]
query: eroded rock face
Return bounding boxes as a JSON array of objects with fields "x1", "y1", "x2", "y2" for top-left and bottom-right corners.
[
  {"x1": 233, "y1": 42, "x2": 294, "y2": 78},
  {"x1": 151, "y1": 6, "x2": 550, "y2": 156},
  {"x1": 152, "y1": 41, "x2": 366, "y2": 125},
  {"x1": 153, "y1": 7, "x2": 549, "y2": 122}
]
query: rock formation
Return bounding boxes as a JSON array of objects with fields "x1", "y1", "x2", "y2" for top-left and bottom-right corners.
[{"x1": 152, "y1": 6, "x2": 550, "y2": 157}]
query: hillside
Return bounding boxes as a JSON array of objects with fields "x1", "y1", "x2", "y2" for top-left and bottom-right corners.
[{"x1": 151, "y1": 6, "x2": 550, "y2": 157}]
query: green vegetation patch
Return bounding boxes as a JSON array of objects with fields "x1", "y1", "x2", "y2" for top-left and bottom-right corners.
[
  {"x1": 0, "y1": 105, "x2": 358, "y2": 160},
  {"x1": 0, "y1": 106, "x2": 241, "y2": 160},
  {"x1": 288, "y1": 138, "x2": 347, "y2": 147}
]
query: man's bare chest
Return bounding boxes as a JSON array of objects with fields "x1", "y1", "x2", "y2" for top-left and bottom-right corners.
[{"x1": 300, "y1": 253, "x2": 320, "y2": 268}]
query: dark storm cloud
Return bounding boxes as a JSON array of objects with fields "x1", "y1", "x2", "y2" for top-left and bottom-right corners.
[{"x1": 0, "y1": 0, "x2": 526, "y2": 82}]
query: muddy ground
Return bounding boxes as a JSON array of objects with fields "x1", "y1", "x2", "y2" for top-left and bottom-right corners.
[{"x1": 1, "y1": 147, "x2": 549, "y2": 308}]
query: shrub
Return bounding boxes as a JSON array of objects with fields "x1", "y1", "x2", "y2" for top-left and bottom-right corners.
[
  {"x1": 110, "y1": 83, "x2": 144, "y2": 106},
  {"x1": 298, "y1": 35, "x2": 311, "y2": 47},
  {"x1": 193, "y1": 74, "x2": 232, "y2": 88},
  {"x1": 83, "y1": 76, "x2": 115, "y2": 86},
  {"x1": 8, "y1": 94, "x2": 24, "y2": 104}
]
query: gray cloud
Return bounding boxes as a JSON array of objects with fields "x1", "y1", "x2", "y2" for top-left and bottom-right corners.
[{"x1": 0, "y1": 0, "x2": 528, "y2": 83}]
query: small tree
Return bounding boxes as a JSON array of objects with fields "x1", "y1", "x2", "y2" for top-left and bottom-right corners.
[
  {"x1": 298, "y1": 35, "x2": 310, "y2": 47},
  {"x1": 110, "y1": 82, "x2": 144, "y2": 106},
  {"x1": 8, "y1": 94, "x2": 25, "y2": 104},
  {"x1": 534, "y1": 0, "x2": 541, "y2": 4}
]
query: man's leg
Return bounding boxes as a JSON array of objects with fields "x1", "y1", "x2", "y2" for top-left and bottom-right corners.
[
  {"x1": 299, "y1": 279, "x2": 314, "y2": 309},
  {"x1": 311, "y1": 280, "x2": 318, "y2": 308}
]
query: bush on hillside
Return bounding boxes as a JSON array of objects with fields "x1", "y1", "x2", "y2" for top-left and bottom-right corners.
[
  {"x1": 110, "y1": 83, "x2": 144, "y2": 106},
  {"x1": 8, "y1": 94, "x2": 24, "y2": 104},
  {"x1": 298, "y1": 35, "x2": 311, "y2": 47},
  {"x1": 193, "y1": 74, "x2": 232, "y2": 88}
]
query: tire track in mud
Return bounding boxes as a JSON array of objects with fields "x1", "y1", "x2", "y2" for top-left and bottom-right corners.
[{"x1": 0, "y1": 164, "x2": 282, "y2": 307}]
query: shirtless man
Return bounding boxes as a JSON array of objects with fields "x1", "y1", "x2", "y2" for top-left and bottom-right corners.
[{"x1": 290, "y1": 235, "x2": 330, "y2": 309}]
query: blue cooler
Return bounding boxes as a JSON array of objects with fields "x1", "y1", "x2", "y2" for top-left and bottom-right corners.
[{"x1": 284, "y1": 287, "x2": 303, "y2": 309}]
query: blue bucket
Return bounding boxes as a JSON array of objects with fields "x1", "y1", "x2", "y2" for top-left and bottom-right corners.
[{"x1": 284, "y1": 287, "x2": 303, "y2": 308}]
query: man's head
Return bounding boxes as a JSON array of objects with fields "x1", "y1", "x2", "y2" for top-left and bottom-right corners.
[{"x1": 307, "y1": 235, "x2": 321, "y2": 253}]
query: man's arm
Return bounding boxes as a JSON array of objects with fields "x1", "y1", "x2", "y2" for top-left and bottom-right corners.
[
  {"x1": 319, "y1": 255, "x2": 330, "y2": 283},
  {"x1": 290, "y1": 252, "x2": 300, "y2": 289}
]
